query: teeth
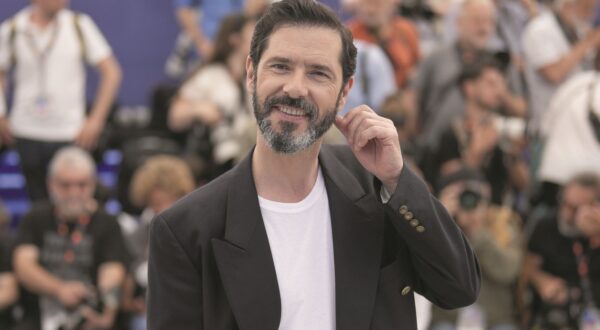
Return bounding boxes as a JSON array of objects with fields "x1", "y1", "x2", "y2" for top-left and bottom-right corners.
[{"x1": 279, "y1": 106, "x2": 305, "y2": 116}]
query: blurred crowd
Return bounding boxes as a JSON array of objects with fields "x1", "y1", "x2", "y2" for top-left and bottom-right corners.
[{"x1": 0, "y1": 0, "x2": 599, "y2": 329}]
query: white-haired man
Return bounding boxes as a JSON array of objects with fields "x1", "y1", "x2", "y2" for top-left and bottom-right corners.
[{"x1": 13, "y1": 146, "x2": 129, "y2": 330}]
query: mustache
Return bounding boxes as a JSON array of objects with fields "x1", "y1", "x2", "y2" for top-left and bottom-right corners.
[{"x1": 263, "y1": 95, "x2": 318, "y2": 119}]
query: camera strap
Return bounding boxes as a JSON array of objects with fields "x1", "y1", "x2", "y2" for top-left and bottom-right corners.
[
  {"x1": 56, "y1": 214, "x2": 90, "y2": 264},
  {"x1": 573, "y1": 241, "x2": 597, "y2": 308}
]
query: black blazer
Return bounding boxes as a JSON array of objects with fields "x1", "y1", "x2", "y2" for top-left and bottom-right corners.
[{"x1": 147, "y1": 145, "x2": 480, "y2": 329}]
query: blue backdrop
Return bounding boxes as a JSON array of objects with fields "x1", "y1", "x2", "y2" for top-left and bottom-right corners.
[{"x1": 0, "y1": 0, "x2": 342, "y2": 106}]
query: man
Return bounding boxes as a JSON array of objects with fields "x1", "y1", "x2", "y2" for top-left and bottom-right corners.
[
  {"x1": 148, "y1": 1, "x2": 480, "y2": 329},
  {"x1": 0, "y1": 0, "x2": 122, "y2": 201},
  {"x1": 13, "y1": 147, "x2": 129, "y2": 330},
  {"x1": 422, "y1": 55, "x2": 529, "y2": 205},
  {"x1": 522, "y1": 0, "x2": 600, "y2": 136},
  {"x1": 347, "y1": 0, "x2": 421, "y2": 88},
  {"x1": 525, "y1": 174, "x2": 600, "y2": 329},
  {"x1": 431, "y1": 168, "x2": 522, "y2": 330},
  {"x1": 408, "y1": 0, "x2": 527, "y2": 149}
]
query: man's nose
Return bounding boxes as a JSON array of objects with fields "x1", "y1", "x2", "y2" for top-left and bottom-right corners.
[{"x1": 282, "y1": 69, "x2": 309, "y2": 99}]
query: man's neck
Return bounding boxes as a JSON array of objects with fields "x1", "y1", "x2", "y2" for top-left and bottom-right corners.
[
  {"x1": 30, "y1": 6, "x2": 58, "y2": 29},
  {"x1": 252, "y1": 135, "x2": 321, "y2": 203}
]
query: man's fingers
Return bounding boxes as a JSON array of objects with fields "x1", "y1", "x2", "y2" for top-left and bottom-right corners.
[{"x1": 354, "y1": 125, "x2": 395, "y2": 149}]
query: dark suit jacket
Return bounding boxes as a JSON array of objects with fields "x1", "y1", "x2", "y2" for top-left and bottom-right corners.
[{"x1": 147, "y1": 145, "x2": 480, "y2": 329}]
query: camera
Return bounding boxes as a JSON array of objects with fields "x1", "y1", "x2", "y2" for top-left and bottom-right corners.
[
  {"x1": 459, "y1": 186, "x2": 483, "y2": 211},
  {"x1": 493, "y1": 116, "x2": 526, "y2": 140}
]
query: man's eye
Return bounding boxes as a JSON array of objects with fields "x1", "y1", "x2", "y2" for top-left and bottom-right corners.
[
  {"x1": 310, "y1": 71, "x2": 329, "y2": 79},
  {"x1": 271, "y1": 64, "x2": 289, "y2": 71}
]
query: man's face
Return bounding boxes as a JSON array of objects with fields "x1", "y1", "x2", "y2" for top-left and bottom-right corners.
[
  {"x1": 49, "y1": 165, "x2": 95, "y2": 220},
  {"x1": 247, "y1": 25, "x2": 352, "y2": 154},
  {"x1": 355, "y1": 0, "x2": 397, "y2": 28},
  {"x1": 457, "y1": 1, "x2": 496, "y2": 50},
  {"x1": 559, "y1": 183, "x2": 597, "y2": 237},
  {"x1": 35, "y1": 0, "x2": 68, "y2": 16},
  {"x1": 466, "y1": 68, "x2": 506, "y2": 112}
]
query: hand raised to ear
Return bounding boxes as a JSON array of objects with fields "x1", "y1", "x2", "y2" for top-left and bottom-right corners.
[{"x1": 335, "y1": 105, "x2": 403, "y2": 193}]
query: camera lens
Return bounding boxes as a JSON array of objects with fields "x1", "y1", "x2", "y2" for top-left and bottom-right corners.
[{"x1": 459, "y1": 189, "x2": 482, "y2": 210}]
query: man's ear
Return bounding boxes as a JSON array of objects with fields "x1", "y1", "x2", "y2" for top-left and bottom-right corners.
[
  {"x1": 337, "y1": 76, "x2": 354, "y2": 113},
  {"x1": 246, "y1": 56, "x2": 255, "y2": 92}
]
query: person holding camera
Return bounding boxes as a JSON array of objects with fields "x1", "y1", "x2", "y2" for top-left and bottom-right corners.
[
  {"x1": 422, "y1": 54, "x2": 529, "y2": 206},
  {"x1": 12, "y1": 147, "x2": 130, "y2": 330},
  {"x1": 429, "y1": 168, "x2": 523, "y2": 330},
  {"x1": 524, "y1": 173, "x2": 600, "y2": 329}
]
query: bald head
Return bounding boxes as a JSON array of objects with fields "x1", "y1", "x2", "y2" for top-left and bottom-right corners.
[{"x1": 457, "y1": 0, "x2": 496, "y2": 50}]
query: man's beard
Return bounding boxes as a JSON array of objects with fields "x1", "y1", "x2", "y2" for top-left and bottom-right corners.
[
  {"x1": 558, "y1": 216, "x2": 582, "y2": 238},
  {"x1": 52, "y1": 195, "x2": 93, "y2": 220},
  {"x1": 252, "y1": 89, "x2": 341, "y2": 154}
]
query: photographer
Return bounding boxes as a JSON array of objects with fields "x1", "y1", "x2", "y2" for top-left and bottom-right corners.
[
  {"x1": 524, "y1": 173, "x2": 600, "y2": 329},
  {"x1": 12, "y1": 147, "x2": 129, "y2": 330},
  {"x1": 430, "y1": 168, "x2": 523, "y2": 330},
  {"x1": 422, "y1": 54, "x2": 529, "y2": 206}
]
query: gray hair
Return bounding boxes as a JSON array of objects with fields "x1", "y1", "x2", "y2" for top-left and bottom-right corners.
[{"x1": 48, "y1": 146, "x2": 97, "y2": 179}]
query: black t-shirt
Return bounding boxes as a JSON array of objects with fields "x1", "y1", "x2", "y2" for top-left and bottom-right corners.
[
  {"x1": 0, "y1": 233, "x2": 15, "y2": 329},
  {"x1": 424, "y1": 125, "x2": 508, "y2": 205},
  {"x1": 527, "y1": 216, "x2": 600, "y2": 328},
  {"x1": 14, "y1": 201, "x2": 131, "y2": 328}
]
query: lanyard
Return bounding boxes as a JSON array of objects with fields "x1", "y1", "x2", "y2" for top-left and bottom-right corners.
[
  {"x1": 573, "y1": 240, "x2": 597, "y2": 309},
  {"x1": 56, "y1": 214, "x2": 90, "y2": 264},
  {"x1": 23, "y1": 20, "x2": 60, "y2": 110}
]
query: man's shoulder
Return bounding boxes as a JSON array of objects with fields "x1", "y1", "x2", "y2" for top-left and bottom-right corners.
[
  {"x1": 22, "y1": 201, "x2": 54, "y2": 220},
  {"x1": 524, "y1": 10, "x2": 558, "y2": 37}
]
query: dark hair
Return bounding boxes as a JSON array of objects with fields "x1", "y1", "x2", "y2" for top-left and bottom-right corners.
[
  {"x1": 249, "y1": 0, "x2": 357, "y2": 86},
  {"x1": 209, "y1": 13, "x2": 251, "y2": 65},
  {"x1": 458, "y1": 51, "x2": 508, "y2": 88},
  {"x1": 181, "y1": 13, "x2": 252, "y2": 86}
]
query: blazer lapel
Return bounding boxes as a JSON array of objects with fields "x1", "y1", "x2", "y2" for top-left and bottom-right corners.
[
  {"x1": 211, "y1": 146, "x2": 385, "y2": 330},
  {"x1": 319, "y1": 148, "x2": 385, "y2": 330},
  {"x1": 211, "y1": 151, "x2": 281, "y2": 330}
]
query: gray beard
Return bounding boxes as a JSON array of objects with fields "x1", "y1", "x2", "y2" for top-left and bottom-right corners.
[
  {"x1": 253, "y1": 91, "x2": 340, "y2": 154},
  {"x1": 558, "y1": 217, "x2": 582, "y2": 238}
]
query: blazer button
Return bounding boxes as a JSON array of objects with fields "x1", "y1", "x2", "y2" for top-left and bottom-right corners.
[
  {"x1": 399, "y1": 205, "x2": 408, "y2": 215},
  {"x1": 401, "y1": 286, "x2": 411, "y2": 296},
  {"x1": 410, "y1": 219, "x2": 419, "y2": 227},
  {"x1": 404, "y1": 212, "x2": 413, "y2": 220},
  {"x1": 416, "y1": 225, "x2": 426, "y2": 233}
]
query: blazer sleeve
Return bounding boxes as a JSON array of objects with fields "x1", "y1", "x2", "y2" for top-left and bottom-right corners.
[
  {"x1": 384, "y1": 166, "x2": 481, "y2": 309},
  {"x1": 147, "y1": 215, "x2": 204, "y2": 329}
]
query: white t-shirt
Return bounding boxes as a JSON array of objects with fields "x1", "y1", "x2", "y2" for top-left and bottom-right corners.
[
  {"x1": 259, "y1": 169, "x2": 336, "y2": 330},
  {"x1": 0, "y1": 7, "x2": 112, "y2": 141},
  {"x1": 539, "y1": 71, "x2": 600, "y2": 184},
  {"x1": 522, "y1": 10, "x2": 590, "y2": 135}
]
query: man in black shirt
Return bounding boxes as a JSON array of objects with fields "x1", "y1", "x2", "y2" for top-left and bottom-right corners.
[
  {"x1": 422, "y1": 54, "x2": 529, "y2": 205},
  {"x1": 525, "y1": 174, "x2": 600, "y2": 329},
  {"x1": 13, "y1": 147, "x2": 129, "y2": 330}
]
